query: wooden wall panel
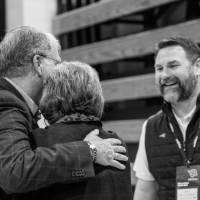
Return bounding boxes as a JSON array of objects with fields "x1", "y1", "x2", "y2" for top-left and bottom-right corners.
[
  {"x1": 61, "y1": 19, "x2": 200, "y2": 65},
  {"x1": 53, "y1": 0, "x2": 179, "y2": 35},
  {"x1": 102, "y1": 74, "x2": 160, "y2": 102}
]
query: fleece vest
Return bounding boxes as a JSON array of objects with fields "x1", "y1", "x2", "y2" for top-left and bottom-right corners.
[{"x1": 145, "y1": 102, "x2": 200, "y2": 200}]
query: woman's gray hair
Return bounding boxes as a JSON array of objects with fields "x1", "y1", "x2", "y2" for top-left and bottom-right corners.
[
  {"x1": 0, "y1": 26, "x2": 61, "y2": 77},
  {"x1": 40, "y1": 61, "x2": 104, "y2": 124}
]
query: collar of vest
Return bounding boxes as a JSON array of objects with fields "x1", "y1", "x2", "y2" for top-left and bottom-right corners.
[{"x1": 162, "y1": 94, "x2": 200, "y2": 126}]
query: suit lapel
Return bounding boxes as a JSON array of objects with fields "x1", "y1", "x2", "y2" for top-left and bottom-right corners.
[
  {"x1": 0, "y1": 77, "x2": 26, "y2": 104},
  {"x1": 0, "y1": 78, "x2": 39, "y2": 135}
]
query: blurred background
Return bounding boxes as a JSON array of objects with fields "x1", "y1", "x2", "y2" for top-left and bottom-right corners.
[{"x1": 2, "y1": 0, "x2": 200, "y2": 194}]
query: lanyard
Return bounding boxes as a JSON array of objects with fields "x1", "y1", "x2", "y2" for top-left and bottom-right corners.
[{"x1": 168, "y1": 120, "x2": 200, "y2": 167}]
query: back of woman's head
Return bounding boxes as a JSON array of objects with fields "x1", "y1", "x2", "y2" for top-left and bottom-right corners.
[{"x1": 40, "y1": 61, "x2": 104, "y2": 124}]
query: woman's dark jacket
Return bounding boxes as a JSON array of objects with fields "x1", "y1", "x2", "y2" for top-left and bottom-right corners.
[{"x1": 30, "y1": 116, "x2": 133, "y2": 200}]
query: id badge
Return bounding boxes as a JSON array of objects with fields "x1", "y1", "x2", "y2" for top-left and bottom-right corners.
[{"x1": 176, "y1": 165, "x2": 200, "y2": 200}]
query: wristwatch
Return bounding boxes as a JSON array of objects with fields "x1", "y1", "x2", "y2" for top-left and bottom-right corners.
[{"x1": 86, "y1": 141, "x2": 97, "y2": 162}]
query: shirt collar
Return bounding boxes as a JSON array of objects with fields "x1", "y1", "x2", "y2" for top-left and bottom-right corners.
[
  {"x1": 172, "y1": 105, "x2": 196, "y2": 125},
  {"x1": 4, "y1": 77, "x2": 38, "y2": 115}
]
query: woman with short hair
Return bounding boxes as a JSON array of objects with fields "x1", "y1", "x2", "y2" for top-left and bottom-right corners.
[{"x1": 32, "y1": 61, "x2": 133, "y2": 200}]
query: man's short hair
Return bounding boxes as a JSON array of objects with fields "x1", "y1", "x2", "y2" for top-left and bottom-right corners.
[
  {"x1": 0, "y1": 26, "x2": 60, "y2": 77},
  {"x1": 40, "y1": 61, "x2": 104, "y2": 124},
  {"x1": 155, "y1": 37, "x2": 200, "y2": 63}
]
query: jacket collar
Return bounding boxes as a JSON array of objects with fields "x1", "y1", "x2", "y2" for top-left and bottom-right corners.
[
  {"x1": 0, "y1": 77, "x2": 26, "y2": 103},
  {"x1": 4, "y1": 77, "x2": 38, "y2": 115},
  {"x1": 0, "y1": 77, "x2": 38, "y2": 116}
]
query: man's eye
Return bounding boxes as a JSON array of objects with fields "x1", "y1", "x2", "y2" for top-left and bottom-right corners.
[
  {"x1": 169, "y1": 64, "x2": 178, "y2": 68},
  {"x1": 155, "y1": 67, "x2": 163, "y2": 72}
]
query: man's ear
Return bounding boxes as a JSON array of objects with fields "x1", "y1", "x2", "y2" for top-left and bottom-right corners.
[{"x1": 32, "y1": 55, "x2": 42, "y2": 77}]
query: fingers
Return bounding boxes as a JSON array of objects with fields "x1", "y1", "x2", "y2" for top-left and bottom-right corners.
[
  {"x1": 106, "y1": 150, "x2": 114, "y2": 160},
  {"x1": 85, "y1": 133, "x2": 128, "y2": 170},
  {"x1": 105, "y1": 141, "x2": 127, "y2": 161},
  {"x1": 113, "y1": 152, "x2": 128, "y2": 162},
  {"x1": 113, "y1": 145, "x2": 126, "y2": 153},
  {"x1": 109, "y1": 159, "x2": 126, "y2": 170},
  {"x1": 106, "y1": 150, "x2": 128, "y2": 162},
  {"x1": 105, "y1": 138, "x2": 122, "y2": 145},
  {"x1": 106, "y1": 149, "x2": 128, "y2": 162}
]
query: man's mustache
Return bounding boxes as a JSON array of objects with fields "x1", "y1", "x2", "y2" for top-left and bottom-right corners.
[
  {"x1": 159, "y1": 76, "x2": 180, "y2": 93},
  {"x1": 159, "y1": 76, "x2": 179, "y2": 86}
]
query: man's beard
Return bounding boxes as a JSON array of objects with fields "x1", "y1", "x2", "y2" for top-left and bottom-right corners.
[{"x1": 159, "y1": 75, "x2": 197, "y2": 103}]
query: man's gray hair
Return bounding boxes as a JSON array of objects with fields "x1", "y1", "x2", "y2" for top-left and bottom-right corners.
[
  {"x1": 0, "y1": 26, "x2": 61, "y2": 77},
  {"x1": 40, "y1": 61, "x2": 104, "y2": 124}
]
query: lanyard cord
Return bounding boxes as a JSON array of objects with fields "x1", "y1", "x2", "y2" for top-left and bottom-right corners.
[{"x1": 169, "y1": 121, "x2": 200, "y2": 167}]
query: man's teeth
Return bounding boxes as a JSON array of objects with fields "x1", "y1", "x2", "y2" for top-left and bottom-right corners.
[{"x1": 164, "y1": 82, "x2": 176, "y2": 86}]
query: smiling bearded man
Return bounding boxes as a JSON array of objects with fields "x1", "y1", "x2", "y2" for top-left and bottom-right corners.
[
  {"x1": 133, "y1": 37, "x2": 200, "y2": 200},
  {"x1": 155, "y1": 44, "x2": 198, "y2": 104}
]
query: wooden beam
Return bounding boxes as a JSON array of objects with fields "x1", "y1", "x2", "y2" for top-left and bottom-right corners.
[
  {"x1": 103, "y1": 119, "x2": 145, "y2": 142},
  {"x1": 53, "y1": 0, "x2": 179, "y2": 35},
  {"x1": 61, "y1": 19, "x2": 200, "y2": 65},
  {"x1": 102, "y1": 73, "x2": 160, "y2": 102}
]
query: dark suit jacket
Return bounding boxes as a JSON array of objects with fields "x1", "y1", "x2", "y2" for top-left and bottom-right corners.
[
  {"x1": 32, "y1": 121, "x2": 133, "y2": 200},
  {"x1": 0, "y1": 78, "x2": 95, "y2": 199}
]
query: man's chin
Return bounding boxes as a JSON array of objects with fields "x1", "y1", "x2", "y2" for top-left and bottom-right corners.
[{"x1": 163, "y1": 93, "x2": 179, "y2": 104}]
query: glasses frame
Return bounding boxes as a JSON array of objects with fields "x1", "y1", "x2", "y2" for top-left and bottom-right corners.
[{"x1": 39, "y1": 54, "x2": 61, "y2": 65}]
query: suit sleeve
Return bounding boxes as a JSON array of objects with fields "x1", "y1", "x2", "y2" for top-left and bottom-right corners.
[{"x1": 0, "y1": 93, "x2": 95, "y2": 194}]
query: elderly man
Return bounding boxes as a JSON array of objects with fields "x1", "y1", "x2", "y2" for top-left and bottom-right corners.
[
  {"x1": 134, "y1": 37, "x2": 200, "y2": 200},
  {"x1": 0, "y1": 26, "x2": 128, "y2": 199}
]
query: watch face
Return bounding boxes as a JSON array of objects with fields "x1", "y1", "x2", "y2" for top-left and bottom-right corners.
[
  {"x1": 89, "y1": 143, "x2": 97, "y2": 162},
  {"x1": 86, "y1": 141, "x2": 97, "y2": 161}
]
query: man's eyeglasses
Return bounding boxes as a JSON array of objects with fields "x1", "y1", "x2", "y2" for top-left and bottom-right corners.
[{"x1": 39, "y1": 54, "x2": 61, "y2": 65}]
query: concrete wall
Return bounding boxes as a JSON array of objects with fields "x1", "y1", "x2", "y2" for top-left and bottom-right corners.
[{"x1": 6, "y1": 0, "x2": 57, "y2": 33}]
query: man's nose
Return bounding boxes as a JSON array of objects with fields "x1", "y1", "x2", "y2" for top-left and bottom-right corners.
[{"x1": 160, "y1": 67, "x2": 170, "y2": 79}]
